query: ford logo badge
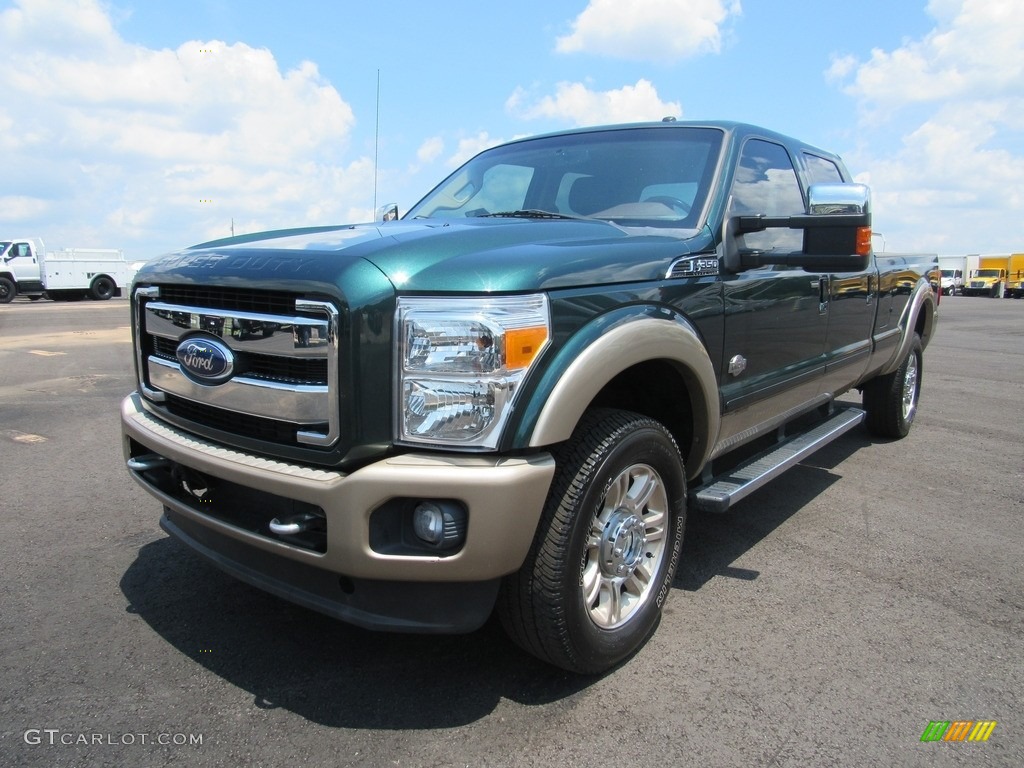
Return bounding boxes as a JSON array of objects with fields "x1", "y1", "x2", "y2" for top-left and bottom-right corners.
[{"x1": 175, "y1": 336, "x2": 234, "y2": 383}]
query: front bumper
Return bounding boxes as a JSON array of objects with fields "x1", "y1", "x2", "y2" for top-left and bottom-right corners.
[{"x1": 121, "y1": 393, "x2": 555, "y2": 632}]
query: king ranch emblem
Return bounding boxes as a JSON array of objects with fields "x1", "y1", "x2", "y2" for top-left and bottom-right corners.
[{"x1": 175, "y1": 336, "x2": 234, "y2": 383}]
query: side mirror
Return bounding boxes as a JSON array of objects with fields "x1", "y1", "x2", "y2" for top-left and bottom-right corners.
[
  {"x1": 376, "y1": 203, "x2": 399, "y2": 223},
  {"x1": 725, "y1": 183, "x2": 873, "y2": 273}
]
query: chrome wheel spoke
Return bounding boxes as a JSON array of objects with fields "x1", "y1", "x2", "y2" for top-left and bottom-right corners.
[
  {"x1": 623, "y1": 561, "x2": 652, "y2": 598},
  {"x1": 582, "y1": 560, "x2": 602, "y2": 608},
  {"x1": 626, "y1": 467, "x2": 657, "y2": 512},
  {"x1": 602, "y1": 580, "x2": 623, "y2": 625}
]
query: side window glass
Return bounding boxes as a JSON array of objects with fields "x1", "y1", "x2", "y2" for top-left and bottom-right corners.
[
  {"x1": 729, "y1": 139, "x2": 803, "y2": 253},
  {"x1": 803, "y1": 153, "x2": 844, "y2": 185}
]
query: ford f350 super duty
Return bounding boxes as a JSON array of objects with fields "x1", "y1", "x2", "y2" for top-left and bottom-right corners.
[{"x1": 122, "y1": 121, "x2": 938, "y2": 673}]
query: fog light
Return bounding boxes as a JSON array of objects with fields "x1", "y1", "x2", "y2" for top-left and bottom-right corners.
[{"x1": 412, "y1": 501, "x2": 467, "y2": 550}]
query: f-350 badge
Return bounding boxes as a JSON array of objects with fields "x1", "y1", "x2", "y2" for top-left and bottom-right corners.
[{"x1": 667, "y1": 256, "x2": 720, "y2": 279}]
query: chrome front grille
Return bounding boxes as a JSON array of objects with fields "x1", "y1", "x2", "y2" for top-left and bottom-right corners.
[{"x1": 134, "y1": 285, "x2": 340, "y2": 448}]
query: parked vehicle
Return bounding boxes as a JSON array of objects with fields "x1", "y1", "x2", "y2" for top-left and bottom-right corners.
[
  {"x1": 1004, "y1": 253, "x2": 1024, "y2": 299},
  {"x1": 938, "y1": 255, "x2": 966, "y2": 295},
  {"x1": 0, "y1": 238, "x2": 138, "y2": 303},
  {"x1": 122, "y1": 121, "x2": 938, "y2": 673},
  {"x1": 962, "y1": 255, "x2": 1008, "y2": 297}
]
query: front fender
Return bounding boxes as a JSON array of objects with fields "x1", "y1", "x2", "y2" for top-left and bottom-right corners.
[{"x1": 513, "y1": 307, "x2": 719, "y2": 476}]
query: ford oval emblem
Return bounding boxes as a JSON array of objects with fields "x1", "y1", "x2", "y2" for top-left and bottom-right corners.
[{"x1": 175, "y1": 336, "x2": 235, "y2": 383}]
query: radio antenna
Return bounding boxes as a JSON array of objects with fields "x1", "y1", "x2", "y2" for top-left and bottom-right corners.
[{"x1": 373, "y1": 69, "x2": 380, "y2": 213}]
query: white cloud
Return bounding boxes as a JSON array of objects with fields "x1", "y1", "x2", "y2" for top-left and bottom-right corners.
[
  {"x1": 417, "y1": 137, "x2": 445, "y2": 165},
  {"x1": 836, "y1": 0, "x2": 1023, "y2": 109},
  {"x1": 448, "y1": 133, "x2": 504, "y2": 168},
  {"x1": 0, "y1": 0, "x2": 360, "y2": 257},
  {"x1": 0, "y1": 196, "x2": 51, "y2": 222},
  {"x1": 831, "y1": 0, "x2": 1024, "y2": 253},
  {"x1": 556, "y1": 0, "x2": 741, "y2": 62},
  {"x1": 508, "y1": 80, "x2": 681, "y2": 126}
]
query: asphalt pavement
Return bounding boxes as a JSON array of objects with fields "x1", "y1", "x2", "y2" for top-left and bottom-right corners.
[{"x1": 0, "y1": 294, "x2": 1020, "y2": 767}]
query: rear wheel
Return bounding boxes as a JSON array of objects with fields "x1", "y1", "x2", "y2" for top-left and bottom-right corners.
[
  {"x1": 90, "y1": 276, "x2": 116, "y2": 300},
  {"x1": 863, "y1": 333, "x2": 922, "y2": 439},
  {"x1": 498, "y1": 409, "x2": 686, "y2": 674}
]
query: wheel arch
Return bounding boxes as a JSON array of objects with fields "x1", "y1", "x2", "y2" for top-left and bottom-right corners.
[
  {"x1": 880, "y1": 280, "x2": 937, "y2": 376},
  {"x1": 516, "y1": 310, "x2": 719, "y2": 481}
]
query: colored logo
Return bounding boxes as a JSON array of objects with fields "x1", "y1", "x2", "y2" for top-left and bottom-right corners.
[
  {"x1": 176, "y1": 337, "x2": 234, "y2": 383},
  {"x1": 920, "y1": 720, "x2": 997, "y2": 742}
]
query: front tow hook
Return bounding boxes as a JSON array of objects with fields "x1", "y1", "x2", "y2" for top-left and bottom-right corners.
[
  {"x1": 127, "y1": 454, "x2": 171, "y2": 472},
  {"x1": 269, "y1": 511, "x2": 324, "y2": 536}
]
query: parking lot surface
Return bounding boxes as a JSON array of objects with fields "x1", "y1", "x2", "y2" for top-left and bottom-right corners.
[{"x1": 1, "y1": 296, "x2": 1021, "y2": 767}]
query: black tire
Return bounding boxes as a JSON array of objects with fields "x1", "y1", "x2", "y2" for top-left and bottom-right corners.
[
  {"x1": 497, "y1": 408, "x2": 687, "y2": 674},
  {"x1": 863, "y1": 333, "x2": 922, "y2": 439},
  {"x1": 90, "y1": 276, "x2": 116, "y2": 300},
  {"x1": 0, "y1": 276, "x2": 16, "y2": 303}
]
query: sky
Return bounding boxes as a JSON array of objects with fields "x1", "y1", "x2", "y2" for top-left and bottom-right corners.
[{"x1": 2, "y1": 0, "x2": 1022, "y2": 260}]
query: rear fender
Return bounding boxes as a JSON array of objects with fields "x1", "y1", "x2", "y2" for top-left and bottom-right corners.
[{"x1": 878, "y1": 279, "x2": 938, "y2": 376}]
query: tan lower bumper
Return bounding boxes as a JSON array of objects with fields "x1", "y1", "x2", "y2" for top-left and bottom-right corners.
[{"x1": 121, "y1": 393, "x2": 555, "y2": 582}]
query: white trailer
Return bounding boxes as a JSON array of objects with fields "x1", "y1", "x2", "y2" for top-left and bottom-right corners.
[{"x1": 0, "y1": 238, "x2": 139, "y2": 303}]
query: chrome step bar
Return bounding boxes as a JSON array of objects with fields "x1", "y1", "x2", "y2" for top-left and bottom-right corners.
[{"x1": 691, "y1": 407, "x2": 865, "y2": 513}]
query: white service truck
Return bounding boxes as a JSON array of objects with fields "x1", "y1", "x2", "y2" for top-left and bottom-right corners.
[
  {"x1": 938, "y1": 255, "x2": 966, "y2": 296},
  {"x1": 0, "y1": 238, "x2": 138, "y2": 303}
]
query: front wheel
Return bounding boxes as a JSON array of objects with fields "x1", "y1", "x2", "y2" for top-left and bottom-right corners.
[
  {"x1": 0, "y1": 276, "x2": 16, "y2": 303},
  {"x1": 497, "y1": 409, "x2": 686, "y2": 674},
  {"x1": 863, "y1": 333, "x2": 922, "y2": 439}
]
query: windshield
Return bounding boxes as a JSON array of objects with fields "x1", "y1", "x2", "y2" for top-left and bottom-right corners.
[
  {"x1": 0, "y1": 241, "x2": 10, "y2": 257},
  {"x1": 405, "y1": 126, "x2": 724, "y2": 228},
  {"x1": 976, "y1": 269, "x2": 1002, "y2": 277}
]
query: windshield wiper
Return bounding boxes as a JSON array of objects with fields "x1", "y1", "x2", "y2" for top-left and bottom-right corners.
[{"x1": 477, "y1": 209, "x2": 581, "y2": 220}]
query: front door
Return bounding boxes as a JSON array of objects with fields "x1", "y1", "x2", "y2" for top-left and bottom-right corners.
[
  {"x1": 6, "y1": 242, "x2": 42, "y2": 287},
  {"x1": 718, "y1": 138, "x2": 828, "y2": 448}
]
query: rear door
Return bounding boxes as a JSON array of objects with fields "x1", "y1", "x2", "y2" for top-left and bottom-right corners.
[{"x1": 801, "y1": 152, "x2": 877, "y2": 395}]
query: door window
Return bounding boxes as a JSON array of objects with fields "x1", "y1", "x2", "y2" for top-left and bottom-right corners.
[
  {"x1": 728, "y1": 140, "x2": 804, "y2": 253},
  {"x1": 803, "y1": 153, "x2": 844, "y2": 185}
]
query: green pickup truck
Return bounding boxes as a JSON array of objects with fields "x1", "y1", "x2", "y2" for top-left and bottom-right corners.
[{"x1": 122, "y1": 121, "x2": 939, "y2": 673}]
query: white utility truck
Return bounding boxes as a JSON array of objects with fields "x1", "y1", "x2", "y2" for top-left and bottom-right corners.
[{"x1": 0, "y1": 238, "x2": 138, "y2": 303}]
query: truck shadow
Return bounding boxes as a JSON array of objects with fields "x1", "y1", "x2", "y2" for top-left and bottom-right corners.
[
  {"x1": 120, "y1": 539, "x2": 590, "y2": 730},
  {"x1": 120, "y1": 431, "x2": 870, "y2": 730},
  {"x1": 676, "y1": 430, "x2": 869, "y2": 591}
]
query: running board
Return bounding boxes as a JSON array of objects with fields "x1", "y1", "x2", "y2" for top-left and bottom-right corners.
[{"x1": 691, "y1": 407, "x2": 865, "y2": 513}]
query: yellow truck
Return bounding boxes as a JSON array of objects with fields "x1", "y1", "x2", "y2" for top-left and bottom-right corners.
[
  {"x1": 1005, "y1": 253, "x2": 1024, "y2": 299},
  {"x1": 962, "y1": 255, "x2": 1008, "y2": 297}
]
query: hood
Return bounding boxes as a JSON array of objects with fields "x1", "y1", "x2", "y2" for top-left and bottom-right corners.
[{"x1": 138, "y1": 218, "x2": 710, "y2": 294}]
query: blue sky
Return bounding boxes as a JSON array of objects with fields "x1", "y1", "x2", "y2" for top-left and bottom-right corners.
[{"x1": 2, "y1": 0, "x2": 1021, "y2": 259}]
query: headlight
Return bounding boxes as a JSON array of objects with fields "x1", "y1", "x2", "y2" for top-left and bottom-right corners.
[{"x1": 396, "y1": 294, "x2": 550, "y2": 449}]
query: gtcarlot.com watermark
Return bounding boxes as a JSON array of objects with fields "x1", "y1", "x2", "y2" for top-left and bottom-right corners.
[{"x1": 24, "y1": 729, "x2": 203, "y2": 747}]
